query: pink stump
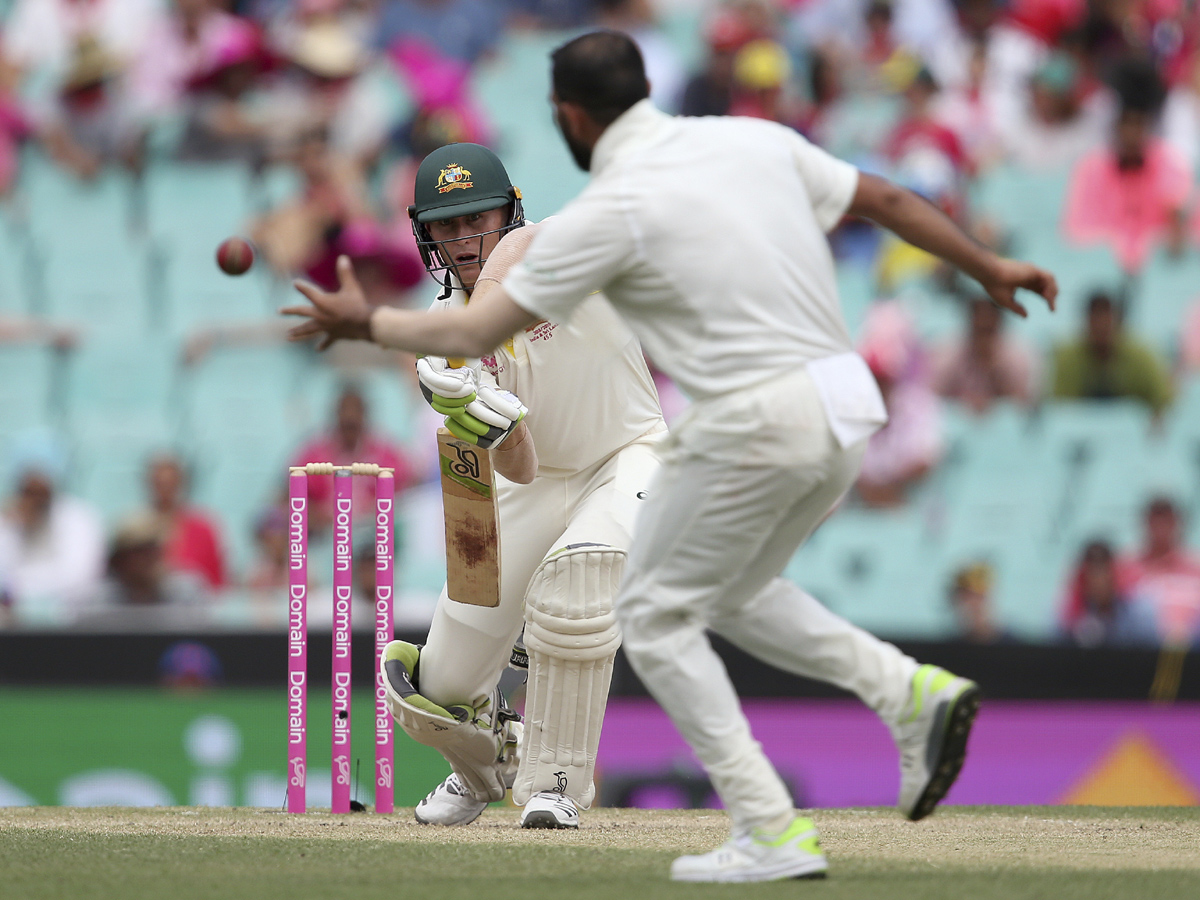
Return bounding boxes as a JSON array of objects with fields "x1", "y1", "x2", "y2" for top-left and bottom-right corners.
[
  {"x1": 374, "y1": 471, "x2": 395, "y2": 814},
  {"x1": 331, "y1": 471, "x2": 354, "y2": 813},
  {"x1": 287, "y1": 470, "x2": 308, "y2": 813}
]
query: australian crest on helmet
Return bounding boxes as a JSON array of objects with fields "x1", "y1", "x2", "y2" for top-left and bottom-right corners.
[{"x1": 437, "y1": 164, "x2": 474, "y2": 193}]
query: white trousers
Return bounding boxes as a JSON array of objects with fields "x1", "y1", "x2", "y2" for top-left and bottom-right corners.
[
  {"x1": 616, "y1": 368, "x2": 918, "y2": 833},
  {"x1": 420, "y1": 433, "x2": 663, "y2": 710}
]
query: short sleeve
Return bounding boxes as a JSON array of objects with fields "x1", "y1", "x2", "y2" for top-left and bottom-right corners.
[
  {"x1": 503, "y1": 189, "x2": 636, "y2": 324},
  {"x1": 781, "y1": 127, "x2": 860, "y2": 232}
]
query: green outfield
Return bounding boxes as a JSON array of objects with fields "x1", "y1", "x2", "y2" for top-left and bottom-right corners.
[{"x1": 2, "y1": 806, "x2": 1198, "y2": 899}]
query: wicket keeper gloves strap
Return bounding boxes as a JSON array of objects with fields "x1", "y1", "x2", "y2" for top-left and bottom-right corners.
[
  {"x1": 416, "y1": 356, "x2": 477, "y2": 415},
  {"x1": 445, "y1": 386, "x2": 528, "y2": 450}
]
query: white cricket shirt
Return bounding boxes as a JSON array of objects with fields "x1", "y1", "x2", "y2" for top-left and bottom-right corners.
[
  {"x1": 503, "y1": 100, "x2": 888, "y2": 447},
  {"x1": 430, "y1": 222, "x2": 665, "y2": 474}
]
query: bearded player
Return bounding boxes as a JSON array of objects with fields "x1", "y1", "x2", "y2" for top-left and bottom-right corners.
[
  {"x1": 377, "y1": 143, "x2": 666, "y2": 828},
  {"x1": 287, "y1": 141, "x2": 990, "y2": 839}
]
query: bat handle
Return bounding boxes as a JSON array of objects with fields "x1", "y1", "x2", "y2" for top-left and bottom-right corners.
[{"x1": 447, "y1": 357, "x2": 466, "y2": 368}]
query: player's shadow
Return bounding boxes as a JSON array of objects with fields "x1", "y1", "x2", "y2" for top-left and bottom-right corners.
[{"x1": 600, "y1": 766, "x2": 805, "y2": 811}]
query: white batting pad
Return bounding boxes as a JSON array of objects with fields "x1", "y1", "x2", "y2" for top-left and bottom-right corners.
[{"x1": 513, "y1": 547, "x2": 624, "y2": 807}]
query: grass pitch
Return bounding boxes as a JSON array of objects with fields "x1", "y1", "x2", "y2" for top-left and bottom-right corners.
[{"x1": 2, "y1": 806, "x2": 1198, "y2": 899}]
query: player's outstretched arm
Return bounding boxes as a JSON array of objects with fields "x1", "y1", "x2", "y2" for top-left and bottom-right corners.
[
  {"x1": 848, "y1": 173, "x2": 1058, "y2": 318},
  {"x1": 282, "y1": 256, "x2": 536, "y2": 356}
]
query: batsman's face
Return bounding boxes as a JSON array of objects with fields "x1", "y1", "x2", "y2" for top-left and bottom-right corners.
[{"x1": 426, "y1": 206, "x2": 510, "y2": 289}]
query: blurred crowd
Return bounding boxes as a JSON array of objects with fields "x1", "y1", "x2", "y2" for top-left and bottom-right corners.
[
  {"x1": 2, "y1": 0, "x2": 1200, "y2": 646},
  {"x1": 0, "y1": 384, "x2": 421, "y2": 629}
]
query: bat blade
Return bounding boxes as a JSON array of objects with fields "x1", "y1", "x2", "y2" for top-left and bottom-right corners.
[{"x1": 437, "y1": 427, "x2": 501, "y2": 607}]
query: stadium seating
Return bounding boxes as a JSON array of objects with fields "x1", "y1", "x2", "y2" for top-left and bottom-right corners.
[{"x1": 5, "y1": 25, "x2": 1198, "y2": 641}]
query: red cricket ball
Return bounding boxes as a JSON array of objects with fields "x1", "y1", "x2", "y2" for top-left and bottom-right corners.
[{"x1": 216, "y1": 237, "x2": 255, "y2": 276}]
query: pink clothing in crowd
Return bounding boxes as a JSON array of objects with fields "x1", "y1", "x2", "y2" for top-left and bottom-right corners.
[
  {"x1": 1062, "y1": 137, "x2": 1192, "y2": 272},
  {"x1": 857, "y1": 382, "x2": 943, "y2": 489},
  {"x1": 162, "y1": 509, "x2": 226, "y2": 590},
  {"x1": 1125, "y1": 550, "x2": 1200, "y2": 644},
  {"x1": 931, "y1": 338, "x2": 1037, "y2": 409},
  {"x1": 1182, "y1": 298, "x2": 1200, "y2": 370},
  {"x1": 0, "y1": 95, "x2": 31, "y2": 193},
  {"x1": 292, "y1": 433, "x2": 415, "y2": 520},
  {"x1": 129, "y1": 10, "x2": 261, "y2": 115}
]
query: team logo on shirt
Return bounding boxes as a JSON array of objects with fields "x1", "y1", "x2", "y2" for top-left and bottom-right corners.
[
  {"x1": 525, "y1": 321, "x2": 556, "y2": 342},
  {"x1": 436, "y1": 164, "x2": 473, "y2": 193}
]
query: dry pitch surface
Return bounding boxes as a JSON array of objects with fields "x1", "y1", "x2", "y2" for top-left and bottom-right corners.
[{"x1": 2, "y1": 806, "x2": 1199, "y2": 899}]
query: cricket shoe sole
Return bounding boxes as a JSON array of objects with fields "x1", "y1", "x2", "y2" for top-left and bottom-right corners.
[
  {"x1": 895, "y1": 664, "x2": 981, "y2": 821},
  {"x1": 520, "y1": 792, "x2": 579, "y2": 829}
]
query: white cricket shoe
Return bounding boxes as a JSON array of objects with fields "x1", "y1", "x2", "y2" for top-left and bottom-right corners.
[
  {"x1": 670, "y1": 816, "x2": 828, "y2": 883},
  {"x1": 519, "y1": 791, "x2": 579, "y2": 829},
  {"x1": 414, "y1": 773, "x2": 487, "y2": 826},
  {"x1": 893, "y1": 664, "x2": 981, "y2": 820}
]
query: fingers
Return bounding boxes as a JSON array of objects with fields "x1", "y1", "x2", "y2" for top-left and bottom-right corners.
[
  {"x1": 292, "y1": 279, "x2": 331, "y2": 308},
  {"x1": 444, "y1": 416, "x2": 481, "y2": 445},
  {"x1": 462, "y1": 399, "x2": 513, "y2": 429},
  {"x1": 287, "y1": 321, "x2": 326, "y2": 342},
  {"x1": 336, "y1": 255, "x2": 362, "y2": 296},
  {"x1": 279, "y1": 304, "x2": 317, "y2": 319},
  {"x1": 1035, "y1": 269, "x2": 1059, "y2": 311},
  {"x1": 992, "y1": 290, "x2": 1027, "y2": 318}
]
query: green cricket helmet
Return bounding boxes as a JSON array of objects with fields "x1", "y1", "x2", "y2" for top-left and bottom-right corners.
[{"x1": 408, "y1": 142, "x2": 524, "y2": 284}]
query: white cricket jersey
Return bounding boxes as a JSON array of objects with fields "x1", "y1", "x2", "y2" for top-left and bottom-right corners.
[
  {"x1": 503, "y1": 100, "x2": 888, "y2": 446},
  {"x1": 430, "y1": 225, "x2": 664, "y2": 474}
]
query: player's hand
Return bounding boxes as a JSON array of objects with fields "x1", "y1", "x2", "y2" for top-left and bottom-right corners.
[
  {"x1": 282, "y1": 256, "x2": 373, "y2": 350},
  {"x1": 979, "y1": 258, "x2": 1058, "y2": 319},
  {"x1": 444, "y1": 386, "x2": 528, "y2": 450},
  {"x1": 416, "y1": 356, "x2": 478, "y2": 415}
]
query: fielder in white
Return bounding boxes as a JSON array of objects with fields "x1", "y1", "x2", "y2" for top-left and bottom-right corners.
[
  {"x1": 285, "y1": 31, "x2": 1057, "y2": 881},
  {"x1": 324, "y1": 142, "x2": 666, "y2": 829}
]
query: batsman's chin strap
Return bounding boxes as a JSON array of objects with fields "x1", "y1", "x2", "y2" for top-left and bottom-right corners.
[{"x1": 437, "y1": 272, "x2": 453, "y2": 302}]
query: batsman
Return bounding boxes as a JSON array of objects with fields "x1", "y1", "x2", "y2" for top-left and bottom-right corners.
[{"x1": 378, "y1": 143, "x2": 665, "y2": 828}]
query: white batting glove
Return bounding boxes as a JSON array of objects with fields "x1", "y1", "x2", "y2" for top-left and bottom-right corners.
[
  {"x1": 416, "y1": 356, "x2": 477, "y2": 416},
  {"x1": 445, "y1": 385, "x2": 528, "y2": 450}
]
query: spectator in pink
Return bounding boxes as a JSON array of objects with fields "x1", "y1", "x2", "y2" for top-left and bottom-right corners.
[
  {"x1": 1125, "y1": 496, "x2": 1200, "y2": 646},
  {"x1": 0, "y1": 40, "x2": 31, "y2": 195},
  {"x1": 855, "y1": 302, "x2": 943, "y2": 508},
  {"x1": 1063, "y1": 56, "x2": 1191, "y2": 273},
  {"x1": 139, "y1": 453, "x2": 227, "y2": 592},
  {"x1": 128, "y1": 0, "x2": 262, "y2": 119},
  {"x1": 291, "y1": 384, "x2": 416, "y2": 535},
  {"x1": 932, "y1": 297, "x2": 1038, "y2": 413}
]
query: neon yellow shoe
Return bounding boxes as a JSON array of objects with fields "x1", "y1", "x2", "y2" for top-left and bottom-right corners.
[
  {"x1": 669, "y1": 816, "x2": 828, "y2": 883},
  {"x1": 893, "y1": 664, "x2": 980, "y2": 820}
]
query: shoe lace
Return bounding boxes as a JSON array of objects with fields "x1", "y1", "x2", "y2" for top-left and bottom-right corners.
[{"x1": 444, "y1": 773, "x2": 468, "y2": 797}]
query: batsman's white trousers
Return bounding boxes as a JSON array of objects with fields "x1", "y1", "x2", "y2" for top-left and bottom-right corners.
[
  {"x1": 420, "y1": 431, "x2": 664, "y2": 710},
  {"x1": 617, "y1": 367, "x2": 918, "y2": 833}
]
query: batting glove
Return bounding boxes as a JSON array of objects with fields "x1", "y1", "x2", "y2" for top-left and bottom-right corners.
[
  {"x1": 445, "y1": 385, "x2": 528, "y2": 450},
  {"x1": 416, "y1": 356, "x2": 477, "y2": 416}
]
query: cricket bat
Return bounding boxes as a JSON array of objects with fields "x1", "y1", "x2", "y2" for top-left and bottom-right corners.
[{"x1": 437, "y1": 426, "x2": 501, "y2": 607}]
